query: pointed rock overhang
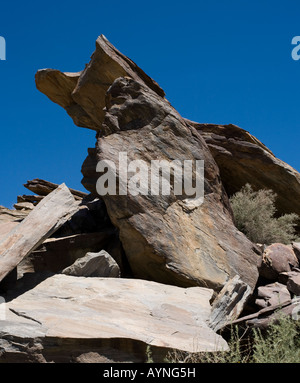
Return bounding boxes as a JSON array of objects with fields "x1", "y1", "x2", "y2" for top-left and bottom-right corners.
[{"x1": 35, "y1": 34, "x2": 165, "y2": 132}]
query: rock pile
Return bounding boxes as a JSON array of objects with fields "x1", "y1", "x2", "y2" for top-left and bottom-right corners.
[
  {"x1": 1, "y1": 36, "x2": 300, "y2": 362},
  {"x1": 233, "y1": 242, "x2": 300, "y2": 328}
]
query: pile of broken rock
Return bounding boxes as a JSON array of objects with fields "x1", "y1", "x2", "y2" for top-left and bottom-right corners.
[{"x1": 1, "y1": 35, "x2": 300, "y2": 363}]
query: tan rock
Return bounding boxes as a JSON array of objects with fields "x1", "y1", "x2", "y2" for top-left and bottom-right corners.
[
  {"x1": 35, "y1": 35, "x2": 165, "y2": 131},
  {"x1": 61, "y1": 250, "x2": 120, "y2": 277},
  {"x1": 0, "y1": 275, "x2": 228, "y2": 362},
  {"x1": 0, "y1": 205, "x2": 28, "y2": 222},
  {"x1": 0, "y1": 184, "x2": 79, "y2": 283},
  {"x1": 13, "y1": 202, "x2": 34, "y2": 211}
]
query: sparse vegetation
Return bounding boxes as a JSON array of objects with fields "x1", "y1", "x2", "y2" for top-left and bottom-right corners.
[
  {"x1": 229, "y1": 184, "x2": 299, "y2": 245},
  {"x1": 166, "y1": 315, "x2": 300, "y2": 363}
]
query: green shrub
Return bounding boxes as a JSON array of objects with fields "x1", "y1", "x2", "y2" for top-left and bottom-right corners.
[
  {"x1": 252, "y1": 315, "x2": 300, "y2": 363},
  {"x1": 229, "y1": 184, "x2": 299, "y2": 245},
  {"x1": 166, "y1": 315, "x2": 300, "y2": 363}
]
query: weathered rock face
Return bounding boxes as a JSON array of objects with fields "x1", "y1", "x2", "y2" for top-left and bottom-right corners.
[
  {"x1": 35, "y1": 36, "x2": 260, "y2": 292},
  {"x1": 35, "y1": 35, "x2": 165, "y2": 131},
  {"x1": 29, "y1": 232, "x2": 115, "y2": 274},
  {"x1": 293, "y1": 242, "x2": 300, "y2": 262},
  {"x1": 258, "y1": 243, "x2": 299, "y2": 280},
  {"x1": 0, "y1": 275, "x2": 228, "y2": 362},
  {"x1": 209, "y1": 275, "x2": 252, "y2": 332},
  {"x1": 0, "y1": 184, "x2": 79, "y2": 283},
  {"x1": 188, "y1": 122, "x2": 300, "y2": 219},
  {"x1": 286, "y1": 273, "x2": 300, "y2": 296},
  {"x1": 255, "y1": 282, "x2": 291, "y2": 308},
  {"x1": 95, "y1": 77, "x2": 260, "y2": 291},
  {"x1": 61, "y1": 250, "x2": 120, "y2": 277}
]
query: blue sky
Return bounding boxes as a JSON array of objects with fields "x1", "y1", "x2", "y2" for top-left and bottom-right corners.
[{"x1": 0, "y1": 0, "x2": 300, "y2": 208}]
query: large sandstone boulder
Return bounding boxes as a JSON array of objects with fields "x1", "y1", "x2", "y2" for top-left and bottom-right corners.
[
  {"x1": 188, "y1": 122, "x2": 300, "y2": 219},
  {"x1": 35, "y1": 36, "x2": 260, "y2": 292},
  {"x1": 0, "y1": 275, "x2": 228, "y2": 362}
]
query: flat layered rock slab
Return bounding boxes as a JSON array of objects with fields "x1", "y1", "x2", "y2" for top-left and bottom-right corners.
[
  {"x1": 24, "y1": 179, "x2": 87, "y2": 200},
  {"x1": 0, "y1": 275, "x2": 228, "y2": 361},
  {"x1": 0, "y1": 184, "x2": 79, "y2": 283}
]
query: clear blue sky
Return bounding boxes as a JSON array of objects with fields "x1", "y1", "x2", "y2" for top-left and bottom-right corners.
[{"x1": 1, "y1": 0, "x2": 300, "y2": 208}]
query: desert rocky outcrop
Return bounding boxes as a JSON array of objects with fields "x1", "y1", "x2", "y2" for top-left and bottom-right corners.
[
  {"x1": 2, "y1": 35, "x2": 300, "y2": 363},
  {"x1": 36, "y1": 35, "x2": 260, "y2": 292}
]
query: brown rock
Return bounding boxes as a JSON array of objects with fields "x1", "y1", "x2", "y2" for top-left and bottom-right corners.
[
  {"x1": 35, "y1": 38, "x2": 260, "y2": 292},
  {"x1": 17, "y1": 195, "x2": 43, "y2": 206},
  {"x1": 258, "y1": 243, "x2": 299, "y2": 280},
  {"x1": 0, "y1": 205, "x2": 28, "y2": 222},
  {"x1": 255, "y1": 282, "x2": 291, "y2": 308},
  {"x1": 278, "y1": 270, "x2": 300, "y2": 284},
  {"x1": 188, "y1": 121, "x2": 300, "y2": 219},
  {"x1": 287, "y1": 273, "x2": 300, "y2": 296},
  {"x1": 81, "y1": 147, "x2": 98, "y2": 194},
  {"x1": 0, "y1": 206, "x2": 27, "y2": 250},
  {"x1": 24, "y1": 179, "x2": 87, "y2": 200},
  {"x1": 29, "y1": 231, "x2": 114, "y2": 274},
  {"x1": 94, "y1": 77, "x2": 259, "y2": 291},
  {"x1": 292, "y1": 242, "x2": 300, "y2": 262},
  {"x1": 232, "y1": 297, "x2": 300, "y2": 329},
  {"x1": 35, "y1": 35, "x2": 165, "y2": 131}
]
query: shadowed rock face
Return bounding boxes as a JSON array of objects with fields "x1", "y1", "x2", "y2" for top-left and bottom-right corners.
[
  {"x1": 35, "y1": 36, "x2": 260, "y2": 292},
  {"x1": 188, "y1": 121, "x2": 300, "y2": 219}
]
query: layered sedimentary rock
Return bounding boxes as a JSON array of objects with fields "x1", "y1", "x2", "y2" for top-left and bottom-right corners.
[
  {"x1": 35, "y1": 36, "x2": 260, "y2": 292},
  {"x1": 188, "y1": 122, "x2": 300, "y2": 218},
  {"x1": 35, "y1": 35, "x2": 165, "y2": 131},
  {"x1": 0, "y1": 184, "x2": 79, "y2": 283},
  {"x1": 0, "y1": 275, "x2": 228, "y2": 362}
]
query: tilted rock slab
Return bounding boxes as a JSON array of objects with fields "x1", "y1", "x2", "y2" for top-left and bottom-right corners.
[
  {"x1": 0, "y1": 184, "x2": 79, "y2": 283},
  {"x1": 209, "y1": 275, "x2": 252, "y2": 332},
  {"x1": 0, "y1": 275, "x2": 228, "y2": 362},
  {"x1": 35, "y1": 35, "x2": 165, "y2": 132},
  {"x1": 188, "y1": 121, "x2": 300, "y2": 219},
  {"x1": 35, "y1": 36, "x2": 260, "y2": 292},
  {"x1": 24, "y1": 178, "x2": 87, "y2": 200}
]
